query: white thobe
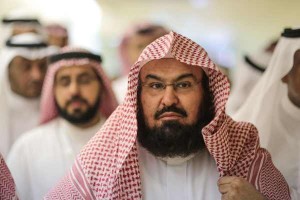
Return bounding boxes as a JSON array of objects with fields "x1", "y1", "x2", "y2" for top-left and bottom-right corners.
[
  {"x1": 112, "y1": 75, "x2": 128, "y2": 103},
  {"x1": 138, "y1": 147, "x2": 221, "y2": 200},
  {"x1": 261, "y1": 94, "x2": 300, "y2": 199},
  {"x1": 0, "y1": 91, "x2": 40, "y2": 158},
  {"x1": 0, "y1": 35, "x2": 58, "y2": 158},
  {"x1": 226, "y1": 51, "x2": 271, "y2": 116},
  {"x1": 9, "y1": 92, "x2": 40, "y2": 148},
  {"x1": 7, "y1": 117, "x2": 105, "y2": 200}
]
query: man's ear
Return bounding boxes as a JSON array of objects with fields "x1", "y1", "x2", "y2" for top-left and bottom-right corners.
[{"x1": 281, "y1": 73, "x2": 289, "y2": 84}]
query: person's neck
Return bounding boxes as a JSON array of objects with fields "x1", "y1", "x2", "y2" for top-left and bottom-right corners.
[
  {"x1": 157, "y1": 152, "x2": 198, "y2": 165},
  {"x1": 74, "y1": 113, "x2": 101, "y2": 129}
]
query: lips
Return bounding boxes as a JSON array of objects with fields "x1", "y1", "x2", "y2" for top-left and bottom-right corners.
[
  {"x1": 154, "y1": 105, "x2": 187, "y2": 120},
  {"x1": 158, "y1": 112, "x2": 183, "y2": 120},
  {"x1": 68, "y1": 100, "x2": 85, "y2": 109}
]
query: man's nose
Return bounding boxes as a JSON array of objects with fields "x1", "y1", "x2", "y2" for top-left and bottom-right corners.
[
  {"x1": 160, "y1": 86, "x2": 179, "y2": 107},
  {"x1": 68, "y1": 80, "x2": 80, "y2": 95},
  {"x1": 30, "y1": 64, "x2": 44, "y2": 81}
]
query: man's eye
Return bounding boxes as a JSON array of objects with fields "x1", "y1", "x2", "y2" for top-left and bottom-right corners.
[
  {"x1": 39, "y1": 62, "x2": 47, "y2": 72},
  {"x1": 78, "y1": 76, "x2": 91, "y2": 84},
  {"x1": 176, "y1": 81, "x2": 192, "y2": 88},
  {"x1": 20, "y1": 64, "x2": 31, "y2": 71},
  {"x1": 58, "y1": 78, "x2": 70, "y2": 86},
  {"x1": 149, "y1": 82, "x2": 164, "y2": 89}
]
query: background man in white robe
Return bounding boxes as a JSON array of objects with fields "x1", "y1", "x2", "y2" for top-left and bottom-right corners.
[
  {"x1": 234, "y1": 27, "x2": 300, "y2": 199},
  {"x1": 226, "y1": 39, "x2": 277, "y2": 115},
  {"x1": 113, "y1": 22, "x2": 169, "y2": 103},
  {"x1": 7, "y1": 47, "x2": 118, "y2": 200},
  {"x1": 0, "y1": 11, "x2": 43, "y2": 51},
  {"x1": 45, "y1": 23, "x2": 68, "y2": 48},
  {"x1": 0, "y1": 32, "x2": 56, "y2": 158}
]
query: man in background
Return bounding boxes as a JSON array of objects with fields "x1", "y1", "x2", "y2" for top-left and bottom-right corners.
[
  {"x1": 45, "y1": 23, "x2": 68, "y2": 47},
  {"x1": 0, "y1": 32, "x2": 56, "y2": 157},
  {"x1": 234, "y1": 28, "x2": 300, "y2": 199},
  {"x1": 113, "y1": 22, "x2": 169, "y2": 103},
  {"x1": 7, "y1": 47, "x2": 118, "y2": 200},
  {"x1": 226, "y1": 39, "x2": 277, "y2": 115}
]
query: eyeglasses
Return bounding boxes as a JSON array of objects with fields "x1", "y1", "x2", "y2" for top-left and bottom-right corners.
[{"x1": 141, "y1": 80, "x2": 202, "y2": 94}]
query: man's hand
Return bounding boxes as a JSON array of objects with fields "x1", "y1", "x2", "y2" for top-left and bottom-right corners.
[{"x1": 218, "y1": 176, "x2": 267, "y2": 200}]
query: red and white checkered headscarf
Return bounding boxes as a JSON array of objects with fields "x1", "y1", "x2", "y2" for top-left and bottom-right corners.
[
  {"x1": 40, "y1": 46, "x2": 118, "y2": 124},
  {"x1": 0, "y1": 153, "x2": 18, "y2": 200},
  {"x1": 45, "y1": 32, "x2": 290, "y2": 200}
]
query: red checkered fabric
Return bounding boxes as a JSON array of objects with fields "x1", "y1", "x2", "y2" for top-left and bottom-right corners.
[
  {"x1": 0, "y1": 154, "x2": 18, "y2": 200},
  {"x1": 39, "y1": 46, "x2": 118, "y2": 124},
  {"x1": 45, "y1": 32, "x2": 290, "y2": 200}
]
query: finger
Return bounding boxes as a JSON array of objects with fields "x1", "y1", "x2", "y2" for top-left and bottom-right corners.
[
  {"x1": 218, "y1": 183, "x2": 232, "y2": 194},
  {"x1": 218, "y1": 176, "x2": 239, "y2": 186},
  {"x1": 221, "y1": 193, "x2": 230, "y2": 200}
]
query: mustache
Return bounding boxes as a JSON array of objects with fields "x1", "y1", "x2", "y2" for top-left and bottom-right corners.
[
  {"x1": 66, "y1": 95, "x2": 88, "y2": 107},
  {"x1": 28, "y1": 80, "x2": 43, "y2": 87},
  {"x1": 154, "y1": 105, "x2": 187, "y2": 119}
]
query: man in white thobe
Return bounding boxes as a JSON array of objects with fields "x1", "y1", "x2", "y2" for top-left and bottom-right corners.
[
  {"x1": 226, "y1": 39, "x2": 277, "y2": 115},
  {"x1": 7, "y1": 47, "x2": 118, "y2": 200},
  {"x1": 234, "y1": 27, "x2": 300, "y2": 199},
  {"x1": 46, "y1": 31, "x2": 290, "y2": 200},
  {"x1": 1, "y1": 14, "x2": 43, "y2": 50},
  {"x1": 0, "y1": 32, "x2": 56, "y2": 158},
  {"x1": 113, "y1": 22, "x2": 169, "y2": 103}
]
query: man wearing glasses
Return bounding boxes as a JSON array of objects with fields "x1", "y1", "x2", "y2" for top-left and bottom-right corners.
[
  {"x1": 7, "y1": 47, "x2": 118, "y2": 200},
  {"x1": 46, "y1": 32, "x2": 290, "y2": 200}
]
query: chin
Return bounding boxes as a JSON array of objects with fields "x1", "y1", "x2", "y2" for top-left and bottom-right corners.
[
  {"x1": 155, "y1": 119, "x2": 181, "y2": 126},
  {"x1": 26, "y1": 93, "x2": 40, "y2": 99}
]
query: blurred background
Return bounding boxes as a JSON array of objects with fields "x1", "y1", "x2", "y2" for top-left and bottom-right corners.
[{"x1": 1, "y1": 0, "x2": 299, "y2": 78}]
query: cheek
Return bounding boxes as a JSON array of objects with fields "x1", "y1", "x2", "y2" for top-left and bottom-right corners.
[
  {"x1": 289, "y1": 73, "x2": 300, "y2": 95},
  {"x1": 54, "y1": 88, "x2": 67, "y2": 107},
  {"x1": 294, "y1": 75, "x2": 300, "y2": 93},
  {"x1": 18, "y1": 72, "x2": 34, "y2": 88},
  {"x1": 181, "y1": 93, "x2": 202, "y2": 122},
  {"x1": 140, "y1": 92, "x2": 159, "y2": 125},
  {"x1": 40, "y1": 70, "x2": 47, "y2": 79},
  {"x1": 14, "y1": 76, "x2": 29, "y2": 91},
  {"x1": 9, "y1": 70, "x2": 21, "y2": 83},
  {"x1": 81, "y1": 84, "x2": 101, "y2": 104}
]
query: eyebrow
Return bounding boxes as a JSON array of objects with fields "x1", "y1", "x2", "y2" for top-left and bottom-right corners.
[
  {"x1": 56, "y1": 75, "x2": 70, "y2": 81},
  {"x1": 145, "y1": 74, "x2": 163, "y2": 81},
  {"x1": 174, "y1": 73, "x2": 197, "y2": 81},
  {"x1": 145, "y1": 73, "x2": 197, "y2": 82},
  {"x1": 77, "y1": 72, "x2": 92, "y2": 77}
]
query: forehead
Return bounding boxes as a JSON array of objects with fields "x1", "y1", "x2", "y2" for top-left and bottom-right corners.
[
  {"x1": 128, "y1": 33, "x2": 160, "y2": 46},
  {"x1": 140, "y1": 58, "x2": 203, "y2": 80},
  {"x1": 10, "y1": 56, "x2": 45, "y2": 64},
  {"x1": 55, "y1": 64, "x2": 96, "y2": 77}
]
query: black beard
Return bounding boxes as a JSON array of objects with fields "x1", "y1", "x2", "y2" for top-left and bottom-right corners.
[
  {"x1": 55, "y1": 95, "x2": 101, "y2": 125},
  {"x1": 137, "y1": 73, "x2": 214, "y2": 158},
  {"x1": 137, "y1": 116, "x2": 206, "y2": 158}
]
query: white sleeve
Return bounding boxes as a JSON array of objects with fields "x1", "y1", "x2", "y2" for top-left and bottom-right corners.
[
  {"x1": 290, "y1": 187, "x2": 300, "y2": 200},
  {"x1": 7, "y1": 136, "x2": 34, "y2": 200}
]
